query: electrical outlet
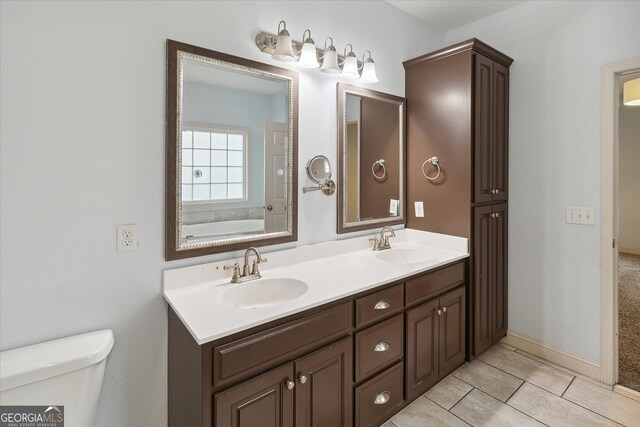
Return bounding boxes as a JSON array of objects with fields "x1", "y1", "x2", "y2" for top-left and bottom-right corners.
[{"x1": 117, "y1": 224, "x2": 138, "y2": 252}]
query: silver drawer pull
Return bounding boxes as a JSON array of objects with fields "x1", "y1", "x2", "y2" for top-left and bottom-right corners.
[
  {"x1": 374, "y1": 300, "x2": 390, "y2": 310},
  {"x1": 374, "y1": 340, "x2": 390, "y2": 352},
  {"x1": 374, "y1": 391, "x2": 391, "y2": 405}
]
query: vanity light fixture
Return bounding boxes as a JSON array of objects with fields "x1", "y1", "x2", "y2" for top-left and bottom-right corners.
[
  {"x1": 271, "y1": 20, "x2": 297, "y2": 62},
  {"x1": 255, "y1": 22, "x2": 379, "y2": 83},
  {"x1": 320, "y1": 37, "x2": 340, "y2": 74},
  {"x1": 298, "y1": 30, "x2": 320, "y2": 69},
  {"x1": 341, "y1": 44, "x2": 360, "y2": 80},
  {"x1": 623, "y1": 78, "x2": 640, "y2": 106},
  {"x1": 360, "y1": 50, "x2": 379, "y2": 84}
]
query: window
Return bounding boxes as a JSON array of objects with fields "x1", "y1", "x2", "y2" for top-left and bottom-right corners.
[{"x1": 181, "y1": 126, "x2": 248, "y2": 202}]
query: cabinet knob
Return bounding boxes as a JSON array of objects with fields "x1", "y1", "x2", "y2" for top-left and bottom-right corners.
[
  {"x1": 442, "y1": 306, "x2": 447, "y2": 313},
  {"x1": 286, "y1": 380, "x2": 295, "y2": 390},
  {"x1": 298, "y1": 374, "x2": 307, "y2": 384},
  {"x1": 374, "y1": 391, "x2": 391, "y2": 405},
  {"x1": 374, "y1": 340, "x2": 391, "y2": 352},
  {"x1": 436, "y1": 309, "x2": 442, "y2": 315},
  {"x1": 495, "y1": 212, "x2": 500, "y2": 218},
  {"x1": 374, "y1": 300, "x2": 390, "y2": 310}
]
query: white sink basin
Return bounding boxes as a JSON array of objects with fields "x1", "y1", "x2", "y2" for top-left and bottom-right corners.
[
  {"x1": 217, "y1": 278, "x2": 308, "y2": 309},
  {"x1": 376, "y1": 248, "x2": 436, "y2": 264}
]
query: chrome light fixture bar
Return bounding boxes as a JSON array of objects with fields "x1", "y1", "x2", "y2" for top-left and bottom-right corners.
[{"x1": 255, "y1": 21, "x2": 378, "y2": 83}]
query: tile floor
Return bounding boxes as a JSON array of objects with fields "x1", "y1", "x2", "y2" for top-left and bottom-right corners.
[{"x1": 382, "y1": 344, "x2": 640, "y2": 427}]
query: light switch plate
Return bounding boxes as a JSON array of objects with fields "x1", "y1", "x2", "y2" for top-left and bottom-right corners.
[
  {"x1": 565, "y1": 207, "x2": 596, "y2": 226},
  {"x1": 415, "y1": 201, "x2": 424, "y2": 218}
]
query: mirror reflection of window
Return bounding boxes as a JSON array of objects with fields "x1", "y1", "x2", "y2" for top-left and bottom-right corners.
[{"x1": 181, "y1": 127, "x2": 247, "y2": 202}]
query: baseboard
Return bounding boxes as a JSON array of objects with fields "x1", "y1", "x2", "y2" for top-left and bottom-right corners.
[
  {"x1": 614, "y1": 385, "x2": 640, "y2": 402},
  {"x1": 619, "y1": 246, "x2": 640, "y2": 255},
  {"x1": 501, "y1": 330, "x2": 601, "y2": 381}
]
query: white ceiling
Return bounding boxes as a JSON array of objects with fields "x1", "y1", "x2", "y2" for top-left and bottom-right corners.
[{"x1": 386, "y1": 0, "x2": 526, "y2": 31}]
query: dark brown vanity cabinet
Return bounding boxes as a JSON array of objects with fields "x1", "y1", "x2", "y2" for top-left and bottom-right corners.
[
  {"x1": 406, "y1": 286, "x2": 466, "y2": 401},
  {"x1": 404, "y1": 38, "x2": 512, "y2": 359},
  {"x1": 473, "y1": 203, "x2": 508, "y2": 356},
  {"x1": 168, "y1": 260, "x2": 467, "y2": 427}
]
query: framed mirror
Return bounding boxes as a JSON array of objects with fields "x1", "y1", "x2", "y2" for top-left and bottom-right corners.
[
  {"x1": 337, "y1": 83, "x2": 406, "y2": 233},
  {"x1": 166, "y1": 40, "x2": 298, "y2": 260}
]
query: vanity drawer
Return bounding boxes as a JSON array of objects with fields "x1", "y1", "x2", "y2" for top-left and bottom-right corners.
[
  {"x1": 213, "y1": 302, "x2": 351, "y2": 389},
  {"x1": 406, "y1": 261, "x2": 464, "y2": 305},
  {"x1": 355, "y1": 314, "x2": 403, "y2": 382},
  {"x1": 355, "y1": 361, "x2": 404, "y2": 427},
  {"x1": 355, "y1": 284, "x2": 404, "y2": 328}
]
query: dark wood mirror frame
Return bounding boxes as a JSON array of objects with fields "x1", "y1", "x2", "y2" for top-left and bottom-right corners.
[
  {"x1": 337, "y1": 83, "x2": 406, "y2": 234},
  {"x1": 166, "y1": 40, "x2": 298, "y2": 260}
]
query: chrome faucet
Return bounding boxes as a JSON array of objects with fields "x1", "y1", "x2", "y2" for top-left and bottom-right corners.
[
  {"x1": 370, "y1": 226, "x2": 396, "y2": 251},
  {"x1": 223, "y1": 247, "x2": 268, "y2": 283}
]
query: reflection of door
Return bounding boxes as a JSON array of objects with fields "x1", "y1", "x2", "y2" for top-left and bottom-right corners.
[
  {"x1": 359, "y1": 97, "x2": 400, "y2": 219},
  {"x1": 265, "y1": 122, "x2": 288, "y2": 233},
  {"x1": 346, "y1": 121, "x2": 360, "y2": 222}
]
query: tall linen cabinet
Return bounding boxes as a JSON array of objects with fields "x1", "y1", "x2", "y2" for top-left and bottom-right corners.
[{"x1": 403, "y1": 39, "x2": 513, "y2": 359}]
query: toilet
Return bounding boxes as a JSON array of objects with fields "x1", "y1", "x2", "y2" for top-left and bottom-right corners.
[{"x1": 0, "y1": 329, "x2": 114, "y2": 427}]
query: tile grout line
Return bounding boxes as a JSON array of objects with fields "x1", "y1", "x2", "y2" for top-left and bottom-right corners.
[
  {"x1": 561, "y1": 394, "x2": 630, "y2": 427},
  {"x1": 505, "y1": 379, "x2": 526, "y2": 402},
  {"x1": 561, "y1": 375, "x2": 576, "y2": 397},
  {"x1": 468, "y1": 387, "x2": 552, "y2": 426},
  {"x1": 475, "y1": 357, "x2": 571, "y2": 397},
  {"x1": 427, "y1": 388, "x2": 474, "y2": 426}
]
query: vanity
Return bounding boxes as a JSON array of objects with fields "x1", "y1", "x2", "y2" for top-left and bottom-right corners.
[
  {"x1": 165, "y1": 230, "x2": 468, "y2": 427},
  {"x1": 163, "y1": 36, "x2": 511, "y2": 427}
]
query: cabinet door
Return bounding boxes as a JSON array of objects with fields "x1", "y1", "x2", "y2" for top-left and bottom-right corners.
[
  {"x1": 214, "y1": 363, "x2": 294, "y2": 427},
  {"x1": 438, "y1": 287, "x2": 466, "y2": 378},
  {"x1": 492, "y1": 204, "x2": 508, "y2": 342},
  {"x1": 473, "y1": 205, "x2": 493, "y2": 357},
  {"x1": 295, "y1": 338, "x2": 353, "y2": 427},
  {"x1": 406, "y1": 298, "x2": 440, "y2": 401},
  {"x1": 492, "y1": 63, "x2": 509, "y2": 202},
  {"x1": 473, "y1": 53, "x2": 494, "y2": 204}
]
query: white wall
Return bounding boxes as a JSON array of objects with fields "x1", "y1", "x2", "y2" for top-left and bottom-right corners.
[
  {"x1": 619, "y1": 73, "x2": 640, "y2": 251},
  {"x1": 0, "y1": 1, "x2": 442, "y2": 426},
  {"x1": 446, "y1": 0, "x2": 640, "y2": 362}
]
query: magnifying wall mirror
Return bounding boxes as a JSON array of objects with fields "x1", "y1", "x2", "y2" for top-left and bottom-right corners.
[
  {"x1": 337, "y1": 83, "x2": 406, "y2": 233},
  {"x1": 165, "y1": 40, "x2": 298, "y2": 260},
  {"x1": 303, "y1": 155, "x2": 336, "y2": 195}
]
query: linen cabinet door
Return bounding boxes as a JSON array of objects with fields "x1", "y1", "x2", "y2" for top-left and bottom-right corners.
[
  {"x1": 492, "y1": 63, "x2": 509, "y2": 202},
  {"x1": 473, "y1": 53, "x2": 494, "y2": 204},
  {"x1": 438, "y1": 286, "x2": 466, "y2": 378},
  {"x1": 294, "y1": 338, "x2": 353, "y2": 427},
  {"x1": 492, "y1": 204, "x2": 508, "y2": 342},
  {"x1": 406, "y1": 298, "x2": 440, "y2": 401},
  {"x1": 214, "y1": 363, "x2": 294, "y2": 427},
  {"x1": 473, "y1": 205, "x2": 493, "y2": 357}
]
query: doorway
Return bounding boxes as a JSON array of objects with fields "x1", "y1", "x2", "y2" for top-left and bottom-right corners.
[
  {"x1": 601, "y1": 59, "x2": 640, "y2": 393},
  {"x1": 617, "y1": 71, "x2": 640, "y2": 392}
]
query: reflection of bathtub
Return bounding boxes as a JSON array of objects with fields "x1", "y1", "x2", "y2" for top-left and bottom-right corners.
[{"x1": 182, "y1": 220, "x2": 265, "y2": 242}]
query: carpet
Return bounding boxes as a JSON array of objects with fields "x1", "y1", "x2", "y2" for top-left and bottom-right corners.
[{"x1": 618, "y1": 252, "x2": 640, "y2": 392}]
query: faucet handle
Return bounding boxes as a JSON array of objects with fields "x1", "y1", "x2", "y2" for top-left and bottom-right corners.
[
  {"x1": 250, "y1": 259, "x2": 262, "y2": 276},
  {"x1": 223, "y1": 263, "x2": 241, "y2": 280},
  {"x1": 369, "y1": 236, "x2": 380, "y2": 250}
]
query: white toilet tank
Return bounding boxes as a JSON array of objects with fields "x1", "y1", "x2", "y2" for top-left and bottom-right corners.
[{"x1": 0, "y1": 329, "x2": 114, "y2": 427}]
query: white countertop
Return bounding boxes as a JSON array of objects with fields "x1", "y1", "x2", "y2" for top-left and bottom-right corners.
[{"x1": 163, "y1": 229, "x2": 469, "y2": 345}]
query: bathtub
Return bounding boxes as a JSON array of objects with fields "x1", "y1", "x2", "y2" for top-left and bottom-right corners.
[{"x1": 182, "y1": 219, "x2": 265, "y2": 242}]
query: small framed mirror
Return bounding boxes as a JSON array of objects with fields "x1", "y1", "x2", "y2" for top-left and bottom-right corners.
[
  {"x1": 337, "y1": 83, "x2": 406, "y2": 233},
  {"x1": 166, "y1": 40, "x2": 298, "y2": 260}
]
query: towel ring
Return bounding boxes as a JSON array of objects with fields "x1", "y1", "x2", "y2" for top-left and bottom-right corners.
[
  {"x1": 422, "y1": 157, "x2": 441, "y2": 181},
  {"x1": 372, "y1": 159, "x2": 386, "y2": 180}
]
